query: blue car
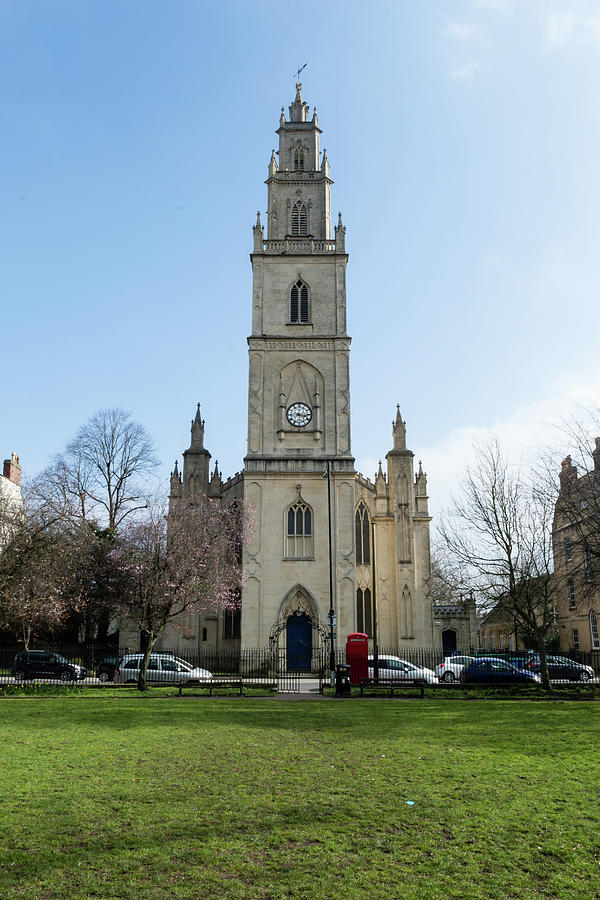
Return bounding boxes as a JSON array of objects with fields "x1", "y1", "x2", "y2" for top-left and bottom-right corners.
[{"x1": 460, "y1": 657, "x2": 541, "y2": 685}]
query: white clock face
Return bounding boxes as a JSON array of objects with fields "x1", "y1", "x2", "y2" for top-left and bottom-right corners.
[{"x1": 286, "y1": 402, "x2": 312, "y2": 427}]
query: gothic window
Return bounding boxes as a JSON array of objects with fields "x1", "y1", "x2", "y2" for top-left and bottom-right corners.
[
  {"x1": 291, "y1": 200, "x2": 308, "y2": 236},
  {"x1": 285, "y1": 498, "x2": 313, "y2": 558},
  {"x1": 355, "y1": 503, "x2": 371, "y2": 565},
  {"x1": 290, "y1": 280, "x2": 309, "y2": 323},
  {"x1": 294, "y1": 148, "x2": 305, "y2": 171},
  {"x1": 356, "y1": 587, "x2": 373, "y2": 637},
  {"x1": 590, "y1": 610, "x2": 599, "y2": 650},
  {"x1": 224, "y1": 607, "x2": 241, "y2": 640}
]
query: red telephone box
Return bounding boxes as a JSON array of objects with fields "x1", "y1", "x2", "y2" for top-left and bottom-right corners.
[{"x1": 346, "y1": 632, "x2": 369, "y2": 684}]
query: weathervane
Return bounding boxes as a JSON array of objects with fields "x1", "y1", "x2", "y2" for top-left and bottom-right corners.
[{"x1": 293, "y1": 63, "x2": 307, "y2": 82}]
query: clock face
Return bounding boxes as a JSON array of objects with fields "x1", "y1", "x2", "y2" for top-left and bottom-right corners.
[{"x1": 286, "y1": 402, "x2": 312, "y2": 427}]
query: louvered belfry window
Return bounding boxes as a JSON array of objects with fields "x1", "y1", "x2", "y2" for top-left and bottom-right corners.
[
  {"x1": 291, "y1": 200, "x2": 308, "y2": 235},
  {"x1": 294, "y1": 149, "x2": 305, "y2": 171},
  {"x1": 290, "y1": 280, "x2": 309, "y2": 323}
]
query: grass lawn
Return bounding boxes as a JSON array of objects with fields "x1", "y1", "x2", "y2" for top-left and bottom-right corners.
[{"x1": 1, "y1": 697, "x2": 599, "y2": 899}]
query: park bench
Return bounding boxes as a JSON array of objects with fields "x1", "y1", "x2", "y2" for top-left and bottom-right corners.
[
  {"x1": 359, "y1": 678, "x2": 426, "y2": 698},
  {"x1": 178, "y1": 678, "x2": 244, "y2": 697}
]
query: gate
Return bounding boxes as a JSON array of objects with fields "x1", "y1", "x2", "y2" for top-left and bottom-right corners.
[{"x1": 275, "y1": 651, "x2": 300, "y2": 692}]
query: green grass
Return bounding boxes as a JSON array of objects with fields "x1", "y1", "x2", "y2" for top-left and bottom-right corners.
[{"x1": 1, "y1": 699, "x2": 599, "y2": 899}]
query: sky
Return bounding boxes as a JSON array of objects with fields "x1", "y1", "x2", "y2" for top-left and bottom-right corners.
[{"x1": 1, "y1": 0, "x2": 599, "y2": 519}]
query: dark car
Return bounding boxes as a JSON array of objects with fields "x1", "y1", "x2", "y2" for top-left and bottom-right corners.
[
  {"x1": 11, "y1": 650, "x2": 86, "y2": 682},
  {"x1": 460, "y1": 657, "x2": 541, "y2": 685},
  {"x1": 525, "y1": 655, "x2": 595, "y2": 683},
  {"x1": 95, "y1": 656, "x2": 120, "y2": 683}
]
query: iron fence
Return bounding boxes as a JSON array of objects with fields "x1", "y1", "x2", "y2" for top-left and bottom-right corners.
[{"x1": 0, "y1": 644, "x2": 599, "y2": 689}]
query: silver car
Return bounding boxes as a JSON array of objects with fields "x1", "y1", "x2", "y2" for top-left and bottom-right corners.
[
  {"x1": 435, "y1": 655, "x2": 475, "y2": 683},
  {"x1": 367, "y1": 656, "x2": 439, "y2": 684},
  {"x1": 115, "y1": 654, "x2": 212, "y2": 684}
]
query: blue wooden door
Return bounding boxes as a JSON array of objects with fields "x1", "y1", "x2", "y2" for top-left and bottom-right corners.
[{"x1": 286, "y1": 612, "x2": 312, "y2": 671}]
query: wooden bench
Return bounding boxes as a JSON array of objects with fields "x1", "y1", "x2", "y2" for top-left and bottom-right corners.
[
  {"x1": 178, "y1": 678, "x2": 244, "y2": 697},
  {"x1": 359, "y1": 678, "x2": 426, "y2": 698}
]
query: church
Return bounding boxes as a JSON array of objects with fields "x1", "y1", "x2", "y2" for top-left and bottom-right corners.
[{"x1": 165, "y1": 83, "x2": 437, "y2": 664}]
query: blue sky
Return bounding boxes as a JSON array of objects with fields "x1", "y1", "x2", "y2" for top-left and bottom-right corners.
[{"x1": 2, "y1": 0, "x2": 599, "y2": 513}]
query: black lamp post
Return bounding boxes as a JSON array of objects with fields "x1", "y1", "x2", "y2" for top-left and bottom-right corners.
[{"x1": 324, "y1": 461, "x2": 336, "y2": 687}]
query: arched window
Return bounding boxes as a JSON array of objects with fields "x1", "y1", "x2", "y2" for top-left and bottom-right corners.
[
  {"x1": 285, "y1": 498, "x2": 313, "y2": 558},
  {"x1": 290, "y1": 280, "x2": 309, "y2": 323},
  {"x1": 357, "y1": 588, "x2": 373, "y2": 637},
  {"x1": 202, "y1": 627, "x2": 208, "y2": 642},
  {"x1": 294, "y1": 148, "x2": 305, "y2": 171},
  {"x1": 291, "y1": 200, "x2": 308, "y2": 235},
  {"x1": 590, "y1": 610, "x2": 599, "y2": 650},
  {"x1": 355, "y1": 503, "x2": 370, "y2": 565}
]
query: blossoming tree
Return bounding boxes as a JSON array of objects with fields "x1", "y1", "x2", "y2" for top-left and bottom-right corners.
[{"x1": 115, "y1": 496, "x2": 245, "y2": 690}]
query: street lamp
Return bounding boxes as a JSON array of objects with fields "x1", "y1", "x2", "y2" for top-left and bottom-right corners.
[{"x1": 324, "y1": 461, "x2": 336, "y2": 687}]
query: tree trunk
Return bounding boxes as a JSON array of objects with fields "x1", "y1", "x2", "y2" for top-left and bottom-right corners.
[{"x1": 535, "y1": 626, "x2": 552, "y2": 692}]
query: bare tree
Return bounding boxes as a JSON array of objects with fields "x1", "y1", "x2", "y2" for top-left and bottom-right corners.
[
  {"x1": 38, "y1": 408, "x2": 158, "y2": 532},
  {"x1": 438, "y1": 440, "x2": 559, "y2": 690},
  {"x1": 114, "y1": 496, "x2": 245, "y2": 690}
]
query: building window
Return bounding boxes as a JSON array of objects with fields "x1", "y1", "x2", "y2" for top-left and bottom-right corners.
[
  {"x1": 294, "y1": 148, "x2": 305, "y2": 171},
  {"x1": 568, "y1": 579, "x2": 576, "y2": 609},
  {"x1": 584, "y1": 546, "x2": 593, "y2": 582},
  {"x1": 355, "y1": 503, "x2": 371, "y2": 565},
  {"x1": 590, "y1": 611, "x2": 600, "y2": 651},
  {"x1": 285, "y1": 499, "x2": 313, "y2": 558},
  {"x1": 490, "y1": 632, "x2": 495, "y2": 650},
  {"x1": 564, "y1": 537, "x2": 573, "y2": 562},
  {"x1": 202, "y1": 627, "x2": 208, "y2": 642},
  {"x1": 572, "y1": 628, "x2": 580, "y2": 651},
  {"x1": 223, "y1": 608, "x2": 241, "y2": 640},
  {"x1": 291, "y1": 200, "x2": 308, "y2": 235},
  {"x1": 290, "y1": 280, "x2": 309, "y2": 323},
  {"x1": 357, "y1": 587, "x2": 373, "y2": 637}
]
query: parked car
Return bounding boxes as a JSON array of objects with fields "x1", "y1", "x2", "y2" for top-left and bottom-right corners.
[
  {"x1": 115, "y1": 654, "x2": 212, "y2": 684},
  {"x1": 435, "y1": 655, "x2": 475, "y2": 683},
  {"x1": 95, "y1": 656, "x2": 120, "y2": 683},
  {"x1": 460, "y1": 657, "x2": 541, "y2": 685},
  {"x1": 525, "y1": 655, "x2": 595, "y2": 683},
  {"x1": 367, "y1": 655, "x2": 439, "y2": 684},
  {"x1": 11, "y1": 650, "x2": 86, "y2": 682}
]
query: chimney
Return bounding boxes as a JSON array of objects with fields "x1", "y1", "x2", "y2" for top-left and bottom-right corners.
[
  {"x1": 3, "y1": 452, "x2": 21, "y2": 486},
  {"x1": 559, "y1": 455, "x2": 578, "y2": 491},
  {"x1": 592, "y1": 437, "x2": 600, "y2": 472}
]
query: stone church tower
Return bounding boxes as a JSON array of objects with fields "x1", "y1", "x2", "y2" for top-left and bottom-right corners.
[{"x1": 165, "y1": 83, "x2": 437, "y2": 660}]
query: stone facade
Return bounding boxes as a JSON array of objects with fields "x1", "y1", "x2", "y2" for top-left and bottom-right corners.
[
  {"x1": 163, "y1": 85, "x2": 440, "y2": 659},
  {"x1": 553, "y1": 445, "x2": 600, "y2": 653},
  {"x1": 0, "y1": 452, "x2": 23, "y2": 551}
]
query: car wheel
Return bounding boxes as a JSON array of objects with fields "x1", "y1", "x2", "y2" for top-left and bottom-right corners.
[
  {"x1": 442, "y1": 671, "x2": 455, "y2": 683},
  {"x1": 60, "y1": 670, "x2": 73, "y2": 683},
  {"x1": 98, "y1": 671, "x2": 111, "y2": 683},
  {"x1": 14, "y1": 669, "x2": 26, "y2": 682},
  {"x1": 579, "y1": 671, "x2": 591, "y2": 683}
]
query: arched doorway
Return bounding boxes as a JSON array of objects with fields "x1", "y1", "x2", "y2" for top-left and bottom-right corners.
[
  {"x1": 286, "y1": 611, "x2": 312, "y2": 670},
  {"x1": 442, "y1": 628, "x2": 457, "y2": 655}
]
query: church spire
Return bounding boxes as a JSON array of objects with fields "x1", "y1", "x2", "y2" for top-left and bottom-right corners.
[
  {"x1": 182, "y1": 402, "x2": 211, "y2": 498},
  {"x1": 392, "y1": 405, "x2": 407, "y2": 451},
  {"x1": 289, "y1": 82, "x2": 309, "y2": 122}
]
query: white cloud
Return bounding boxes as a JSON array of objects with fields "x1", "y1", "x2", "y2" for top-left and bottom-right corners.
[
  {"x1": 546, "y1": 9, "x2": 600, "y2": 50},
  {"x1": 451, "y1": 60, "x2": 481, "y2": 80},
  {"x1": 418, "y1": 365, "x2": 600, "y2": 519}
]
